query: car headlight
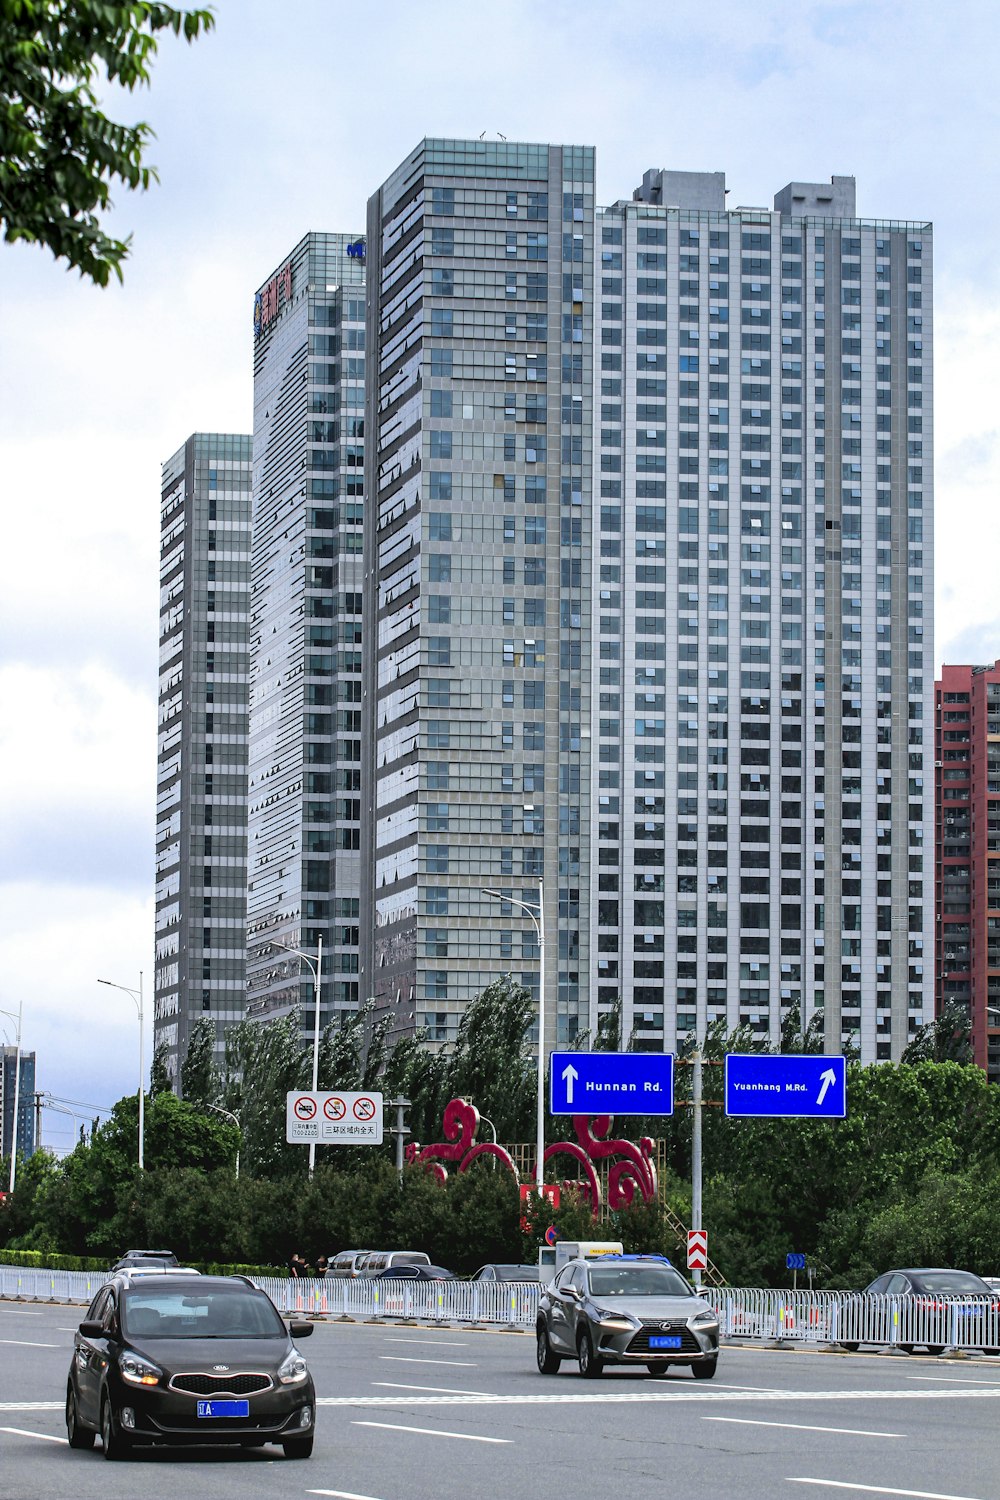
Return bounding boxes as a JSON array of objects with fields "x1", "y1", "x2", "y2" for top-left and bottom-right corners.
[
  {"x1": 278, "y1": 1349, "x2": 309, "y2": 1385},
  {"x1": 118, "y1": 1351, "x2": 162, "y2": 1387},
  {"x1": 593, "y1": 1307, "x2": 638, "y2": 1329},
  {"x1": 692, "y1": 1311, "x2": 719, "y2": 1327}
]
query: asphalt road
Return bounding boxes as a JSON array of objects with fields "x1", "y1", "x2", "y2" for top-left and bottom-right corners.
[{"x1": 3, "y1": 1299, "x2": 1000, "y2": 1500}]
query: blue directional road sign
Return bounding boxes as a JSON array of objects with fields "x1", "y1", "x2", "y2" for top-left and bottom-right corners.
[
  {"x1": 549, "y1": 1051, "x2": 674, "y2": 1116},
  {"x1": 724, "y1": 1053, "x2": 847, "y2": 1118},
  {"x1": 786, "y1": 1253, "x2": 807, "y2": 1271}
]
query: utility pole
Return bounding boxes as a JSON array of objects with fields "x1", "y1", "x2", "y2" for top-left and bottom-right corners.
[{"x1": 33, "y1": 1091, "x2": 41, "y2": 1155}]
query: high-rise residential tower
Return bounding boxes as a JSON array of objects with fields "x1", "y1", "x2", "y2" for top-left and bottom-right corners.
[
  {"x1": 246, "y1": 234, "x2": 366, "y2": 1034},
  {"x1": 593, "y1": 170, "x2": 933, "y2": 1063},
  {"x1": 155, "y1": 433, "x2": 252, "y2": 1084},
  {"x1": 360, "y1": 140, "x2": 933, "y2": 1068},
  {"x1": 935, "y1": 663, "x2": 1000, "y2": 1082},
  {"x1": 1, "y1": 1046, "x2": 35, "y2": 1161},
  {"x1": 362, "y1": 139, "x2": 595, "y2": 1046}
]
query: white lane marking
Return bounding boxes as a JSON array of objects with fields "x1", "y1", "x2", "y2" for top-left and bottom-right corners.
[
  {"x1": 0, "y1": 1427, "x2": 64, "y2": 1444},
  {"x1": 0, "y1": 1310, "x2": 42, "y2": 1316},
  {"x1": 906, "y1": 1375, "x2": 1000, "y2": 1386},
  {"x1": 353, "y1": 1419, "x2": 510, "y2": 1445},
  {"x1": 713, "y1": 1383, "x2": 790, "y2": 1392},
  {"x1": 58, "y1": 1328, "x2": 79, "y2": 1333},
  {"x1": 0, "y1": 1403, "x2": 62, "y2": 1412},
  {"x1": 0, "y1": 1338, "x2": 59, "y2": 1349},
  {"x1": 308, "y1": 1491, "x2": 386, "y2": 1500},
  {"x1": 373, "y1": 1382, "x2": 489, "y2": 1396},
  {"x1": 385, "y1": 1337, "x2": 469, "y2": 1347},
  {"x1": 706, "y1": 1417, "x2": 902, "y2": 1438},
  {"x1": 378, "y1": 1356, "x2": 477, "y2": 1368},
  {"x1": 787, "y1": 1483, "x2": 988, "y2": 1500},
  {"x1": 314, "y1": 1385, "x2": 1000, "y2": 1408}
]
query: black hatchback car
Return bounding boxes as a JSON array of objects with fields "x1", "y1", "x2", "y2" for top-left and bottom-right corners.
[{"x1": 66, "y1": 1274, "x2": 316, "y2": 1459}]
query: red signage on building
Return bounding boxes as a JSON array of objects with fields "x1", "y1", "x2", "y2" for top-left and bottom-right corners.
[{"x1": 254, "y1": 261, "x2": 293, "y2": 339}]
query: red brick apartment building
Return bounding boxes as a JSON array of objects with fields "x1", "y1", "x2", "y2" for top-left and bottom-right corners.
[{"x1": 935, "y1": 663, "x2": 1000, "y2": 1082}]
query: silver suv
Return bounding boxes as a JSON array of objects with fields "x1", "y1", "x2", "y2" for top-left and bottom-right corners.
[{"x1": 536, "y1": 1255, "x2": 719, "y2": 1379}]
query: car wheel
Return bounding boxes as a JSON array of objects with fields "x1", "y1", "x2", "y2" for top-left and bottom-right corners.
[
  {"x1": 577, "y1": 1328, "x2": 605, "y2": 1379},
  {"x1": 66, "y1": 1385, "x2": 96, "y2": 1450},
  {"x1": 282, "y1": 1435, "x2": 314, "y2": 1459},
  {"x1": 692, "y1": 1358, "x2": 718, "y2": 1380},
  {"x1": 100, "y1": 1394, "x2": 130, "y2": 1461},
  {"x1": 536, "y1": 1323, "x2": 561, "y2": 1375},
  {"x1": 646, "y1": 1361, "x2": 670, "y2": 1377},
  {"x1": 840, "y1": 1341, "x2": 860, "y2": 1353}
]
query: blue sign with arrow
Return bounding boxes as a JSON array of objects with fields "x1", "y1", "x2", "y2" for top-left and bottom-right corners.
[
  {"x1": 724, "y1": 1054, "x2": 847, "y2": 1118},
  {"x1": 549, "y1": 1051, "x2": 674, "y2": 1116},
  {"x1": 786, "y1": 1253, "x2": 807, "y2": 1271}
]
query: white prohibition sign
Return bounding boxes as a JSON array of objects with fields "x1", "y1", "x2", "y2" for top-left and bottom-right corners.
[
  {"x1": 324, "y1": 1096, "x2": 347, "y2": 1121},
  {"x1": 293, "y1": 1095, "x2": 317, "y2": 1122},
  {"x1": 353, "y1": 1095, "x2": 377, "y2": 1122}
]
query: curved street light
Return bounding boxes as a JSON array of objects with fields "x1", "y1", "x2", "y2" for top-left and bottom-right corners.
[
  {"x1": 97, "y1": 975, "x2": 144, "y2": 1170},
  {"x1": 481, "y1": 877, "x2": 545, "y2": 1196},
  {"x1": 203, "y1": 1102, "x2": 241, "y2": 1180}
]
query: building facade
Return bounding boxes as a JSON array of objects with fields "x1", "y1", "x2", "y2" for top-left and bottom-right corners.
[
  {"x1": 935, "y1": 663, "x2": 1000, "y2": 1082},
  {"x1": 360, "y1": 140, "x2": 933, "y2": 1066},
  {"x1": 246, "y1": 234, "x2": 366, "y2": 1034},
  {"x1": 155, "y1": 433, "x2": 252, "y2": 1084},
  {"x1": 1, "y1": 1047, "x2": 36, "y2": 1161},
  {"x1": 362, "y1": 139, "x2": 596, "y2": 1047},
  {"x1": 593, "y1": 170, "x2": 933, "y2": 1062}
]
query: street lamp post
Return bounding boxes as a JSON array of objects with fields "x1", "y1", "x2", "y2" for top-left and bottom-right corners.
[
  {"x1": 270, "y1": 936, "x2": 323, "y2": 1179},
  {"x1": 0, "y1": 1001, "x2": 23, "y2": 1193},
  {"x1": 481, "y1": 877, "x2": 545, "y2": 1196},
  {"x1": 204, "y1": 1102, "x2": 241, "y2": 1179},
  {"x1": 97, "y1": 975, "x2": 144, "y2": 1170}
]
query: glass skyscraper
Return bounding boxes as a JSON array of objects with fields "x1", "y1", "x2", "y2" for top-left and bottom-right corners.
[
  {"x1": 155, "y1": 433, "x2": 252, "y2": 1083},
  {"x1": 362, "y1": 140, "x2": 596, "y2": 1047},
  {"x1": 246, "y1": 234, "x2": 366, "y2": 1034}
]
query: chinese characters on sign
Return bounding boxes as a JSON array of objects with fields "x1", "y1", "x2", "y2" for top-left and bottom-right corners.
[
  {"x1": 254, "y1": 261, "x2": 293, "y2": 339},
  {"x1": 285, "y1": 1090, "x2": 384, "y2": 1145}
]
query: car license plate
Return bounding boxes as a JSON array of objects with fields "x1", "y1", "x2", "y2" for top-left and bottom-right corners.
[
  {"x1": 649, "y1": 1335, "x2": 683, "y2": 1349},
  {"x1": 197, "y1": 1400, "x2": 250, "y2": 1418}
]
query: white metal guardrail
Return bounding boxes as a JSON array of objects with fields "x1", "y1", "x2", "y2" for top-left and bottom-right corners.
[{"x1": 2, "y1": 1266, "x2": 999, "y2": 1353}]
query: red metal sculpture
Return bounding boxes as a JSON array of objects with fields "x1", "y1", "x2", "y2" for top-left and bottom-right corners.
[{"x1": 407, "y1": 1097, "x2": 658, "y2": 1215}]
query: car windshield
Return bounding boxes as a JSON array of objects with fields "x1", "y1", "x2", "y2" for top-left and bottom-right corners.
[
  {"x1": 122, "y1": 1287, "x2": 286, "y2": 1339},
  {"x1": 588, "y1": 1265, "x2": 692, "y2": 1298},
  {"x1": 494, "y1": 1265, "x2": 539, "y2": 1281},
  {"x1": 915, "y1": 1272, "x2": 990, "y2": 1296}
]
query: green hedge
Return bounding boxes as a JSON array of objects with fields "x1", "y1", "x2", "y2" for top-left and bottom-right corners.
[{"x1": 0, "y1": 1249, "x2": 285, "y2": 1278}]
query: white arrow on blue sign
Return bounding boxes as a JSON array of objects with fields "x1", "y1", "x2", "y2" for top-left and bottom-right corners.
[
  {"x1": 724, "y1": 1054, "x2": 847, "y2": 1118},
  {"x1": 549, "y1": 1051, "x2": 674, "y2": 1116}
]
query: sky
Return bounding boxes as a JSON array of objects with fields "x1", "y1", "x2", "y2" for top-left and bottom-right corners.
[{"x1": 2, "y1": 0, "x2": 1000, "y2": 1150}]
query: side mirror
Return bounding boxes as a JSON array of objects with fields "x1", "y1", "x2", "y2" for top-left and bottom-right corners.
[
  {"x1": 288, "y1": 1321, "x2": 314, "y2": 1338},
  {"x1": 79, "y1": 1321, "x2": 105, "y2": 1338}
]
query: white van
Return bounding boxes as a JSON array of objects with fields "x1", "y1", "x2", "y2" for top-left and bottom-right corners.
[{"x1": 358, "y1": 1250, "x2": 431, "y2": 1275}]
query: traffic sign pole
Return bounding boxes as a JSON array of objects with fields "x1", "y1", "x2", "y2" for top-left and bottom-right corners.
[{"x1": 691, "y1": 1045, "x2": 703, "y2": 1288}]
